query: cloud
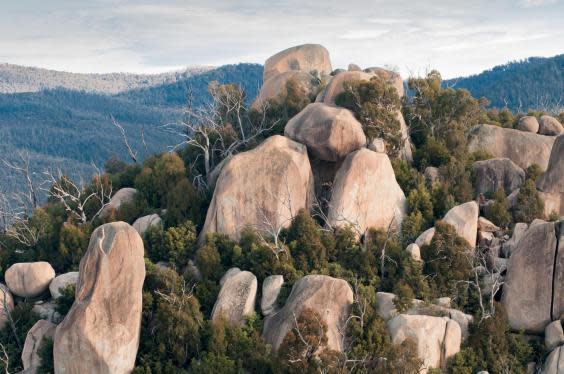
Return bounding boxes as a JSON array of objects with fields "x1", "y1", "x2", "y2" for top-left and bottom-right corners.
[
  {"x1": 521, "y1": 0, "x2": 557, "y2": 7},
  {"x1": 339, "y1": 29, "x2": 390, "y2": 40}
]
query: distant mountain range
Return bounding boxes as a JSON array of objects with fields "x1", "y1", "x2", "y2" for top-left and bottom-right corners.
[
  {"x1": 444, "y1": 54, "x2": 563, "y2": 112},
  {"x1": 0, "y1": 63, "x2": 263, "y2": 203},
  {"x1": 0, "y1": 54, "x2": 562, "y2": 204}
]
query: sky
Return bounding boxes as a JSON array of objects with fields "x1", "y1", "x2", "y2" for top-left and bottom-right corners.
[{"x1": 1, "y1": 0, "x2": 563, "y2": 78}]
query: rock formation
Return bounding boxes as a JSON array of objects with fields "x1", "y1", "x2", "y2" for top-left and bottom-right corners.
[
  {"x1": 364, "y1": 66, "x2": 405, "y2": 97},
  {"x1": 545, "y1": 320, "x2": 564, "y2": 351},
  {"x1": 516, "y1": 116, "x2": 540, "y2": 133},
  {"x1": 442, "y1": 201, "x2": 479, "y2": 247},
  {"x1": 263, "y1": 275, "x2": 353, "y2": 352},
  {"x1": 49, "y1": 272, "x2": 79, "y2": 299},
  {"x1": 502, "y1": 220, "x2": 563, "y2": 333},
  {"x1": 537, "y1": 135, "x2": 564, "y2": 216},
  {"x1": 22, "y1": 319, "x2": 56, "y2": 373},
  {"x1": 54, "y1": 221, "x2": 145, "y2": 374},
  {"x1": 211, "y1": 268, "x2": 257, "y2": 325},
  {"x1": 284, "y1": 102, "x2": 366, "y2": 161},
  {"x1": 327, "y1": 149, "x2": 406, "y2": 236},
  {"x1": 5, "y1": 262, "x2": 55, "y2": 298},
  {"x1": 542, "y1": 346, "x2": 564, "y2": 374},
  {"x1": 261, "y1": 275, "x2": 284, "y2": 316},
  {"x1": 539, "y1": 115, "x2": 564, "y2": 136},
  {"x1": 263, "y1": 44, "x2": 332, "y2": 82},
  {"x1": 132, "y1": 214, "x2": 162, "y2": 236},
  {"x1": 473, "y1": 158, "x2": 525, "y2": 195},
  {"x1": 201, "y1": 135, "x2": 314, "y2": 241},
  {"x1": 468, "y1": 124, "x2": 555, "y2": 171}
]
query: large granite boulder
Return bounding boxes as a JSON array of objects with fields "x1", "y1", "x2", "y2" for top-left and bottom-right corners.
[
  {"x1": 54, "y1": 222, "x2": 145, "y2": 374},
  {"x1": 502, "y1": 220, "x2": 564, "y2": 333},
  {"x1": 99, "y1": 187, "x2": 137, "y2": 219},
  {"x1": 327, "y1": 149, "x2": 406, "y2": 237},
  {"x1": 0, "y1": 284, "x2": 13, "y2": 329},
  {"x1": 252, "y1": 70, "x2": 320, "y2": 110},
  {"x1": 22, "y1": 319, "x2": 56, "y2": 373},
  {"x1": 201, "y1": 135, "x2": 314, "y2": 241},
  {"x1": 473, "y1": 158, "x2": 525, "y2": 195},
  {"x1": 261, "y1": 275, "x2": 284, "y2": 316},
  {"x1": 542, "y1": 346, "x2": 564, "y2": 374},
  {"x1": 442, "y1": 201, "x2": 479, "y2": 247},
  {"x1": 537, "y1": 135, "x2": 564, "y2": 216},
  {"x1": 468, "y1": 124, "x2": 555, "y2": 171},
  {"x1": 284, "y1": 102, "x2": 366, "y2": 161},
  {"x1": 132, "y1": 214, "x2": 162, "y2": 236},
  {"x1": 387, "y1": 314, "x2": 461, "y2": 373},
  {"x1": 211, "y1": 268, "x2": 257, "y2": 325},
  {"x1": 263, "y1": 275, "x2": 353, "y2": 352},
  {"x1": 539, "y1": 115, "x2": 564, "y2": 136},
  {"x1": 5, "y1": 262, "x2": 55, "y2": 298},
  {"x1": 263, "y1": 44, "x2": 332, "y2": 82},
  {"x1": 49, "y1": 271, "x2": 79, "y2": 299},
  {"x1": 516, "y1": 116, "x2": 540, "y2": 133}
]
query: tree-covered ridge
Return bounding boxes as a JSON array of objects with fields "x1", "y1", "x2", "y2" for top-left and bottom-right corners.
[{"x1": 444, "y1": 54, "x2": 564, "y2": 112}]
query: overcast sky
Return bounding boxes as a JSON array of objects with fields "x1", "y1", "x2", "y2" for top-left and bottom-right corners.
[{"x1": 1, "y1": 0, "x2": 563, "y2": 78}]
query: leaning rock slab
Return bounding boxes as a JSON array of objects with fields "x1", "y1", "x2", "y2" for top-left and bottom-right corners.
[
  {"x1": 211, "y1": 268, "x2": 257, "y2": 325},
  {"x1": 537, "y1": 134, "x2": 564, "y2": 216},
  {"x1": 263, "y1": 275, "x2": 353, "y2": 352},
  {"x1": 387, "y1": 314, "x2": 461, "y2": 373},
  {"x1": 327, "y1": 149, "x2": 406, "y2": 236},
  {"x1": 54, "y1": 222, "x2": 145, "y2": 374},
  {"x1": 201, "y1": 135, "x2": 314, "y2": 241},
  {"x1": 263, "y1": 44, "x2": 332, "y2": 82},
  {"x1": 473, "y1": 158, "x2": 525, "y2": 195},
  {"x1": 22, "y1": 319, "x2": 56, "y2": 372},
  {"x1": 285, "y1": 102, "x2": 366, "y2": 161},
  {"x1": 539, "y1": 115, "x2": 564, "y2": 136},
  {"x1": 502, "y1": 220, "x2": 563, "y2": 333},
  {"x1": 261, "y1": 275, "x2": 284, "y2": 316},
  {"x1": 5, "y1": 262, "x2": 55, "y2": 298},
  {"x1": 49, "y1": 272, "x2": 79, "y2": 299},
  {"x1": 468, "y1": 124, "x2": 555, "y2": 171}
]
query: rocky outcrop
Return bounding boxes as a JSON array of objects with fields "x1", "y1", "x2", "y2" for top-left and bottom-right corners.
[
  {"x1": 502, "y1": 220, "x2": 563, "y2": 333},
  {"x1": 263, "y1": 275, "x2": 353, "y2": 352},
  {"x1": 54, "y1": 222, "x2": 145, "y2": 374},
  {"x1": 132, "y1": 214, "x2": 162, "y2": 236},
  {"x1": 22, "y1": 319, "x2": 56, "y2": 373},
  {"x1": 252, "y1": 70, "x2": 320, "y2": 110},
  {"x1": 443, "y1": 201, "x2": 479, "y2": 247},
  {"x1": 387, "y1": 314, "x2": 461, "y2": 373},
  {"x1": 211, "y1": 268, "x2": 257, "y2": 325},
  {"x1": 0, "y1": 283, "x2": 13, "y2": 329},
  {"x1": 537, "y1": 135, "x2": 564, "y2": 216},
  {"x1": 473, "y1": 158, "x2": 525, "y2": 195},
  {"x1": 99, "y1": 187, "x2": 137, "y2": 219},
  {"x1": 468, "y1": 124, "x2": 555, "y2": 171},
  {"x1": 364, "y1": 66, "x2": 405, "y2": 97},
  {"x1": 517, "y1": 116, "x2": 540, "y2": 133},
  {"x1": 539, "y1": 115, "x2": 564, "y2": 136},
  {"x1": 261, "y1": 275, "x2": 284, "y2": 316},
  {"x1": 201, "y1": 135, "x2": 314, "y2": 241},
  {"x1": 263, "y1": 44, "x2": 332, "y2": 82},
  {"x1": 284, "y1": 103, "x2": 366, "y2": 161},
  {"x1": 5, "y1": 262, "x2": 55, "y2": 298},
  {"x1": 49, "y1": 272, "x2": 79, "y2": 299},
  {"x1": 542, "y1": 346, "x2": 564, "y2": 374},
  {"x1": 545, "y1": 320, "x2": 564, "y2": 351},
  {"x1": 327, "y1": 149, "x2": 406, "y2": 236}
]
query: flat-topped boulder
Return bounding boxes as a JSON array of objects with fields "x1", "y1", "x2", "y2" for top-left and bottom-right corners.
[
  {"x1": 263, "y1": 275, "x2": 353, "y2": 352},
  {"x1": 502, "y1": 220, "x2": 564, "y2": 333},
  {"x1": 516, "y1": 116, "x2": 539, "y2": 133},
  {"x1": 327, "y1": 149, "x2": 406, "y2": 236},
  {"x1": 537, "y1": 134, "x2": 564, "y2": 216},
  {"x1": 5, "y1": 262, "x2": 55, "y2": 298},
  {"x1": 252, "y1": 70, "x2": 320, "y2": 110},
  {"x1": 263, "y1": 44, "x2": 332, "y2": 82},
  {"x1": 54, "y1": 222, "x2": 145, "y2": 374},
  {"x1": 201, "y1": 135, "x2": 314, "y2": 241},
  {"x1": 468, "y1": 124, "x2": 555, "y2": 171},
  {"x1": 539, "y1": 115, "x2": 564, "y2": 136},
  {"x1": 49, "y1": 271, "x2": 79, "y2": 299},
  {"x1": 387, "y1": 314, "x2": 461, "y2": 373},
  {"x1": 22, "y1": 319, "x2": 56, "y2": 373},
  {"x1": 211, "y1": 268, "x2": 257, "y2": 325},
  {"x1": 473, "y1": 158, "x2": 525, "y2": 195},
  {"x1": 284, "y1": 102, "x2": 366, "y2": 161}
]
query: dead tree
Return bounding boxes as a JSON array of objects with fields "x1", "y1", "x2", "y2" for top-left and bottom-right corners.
[{"x1": 1, "y1": 151, "x2": 39, "y2": 214}]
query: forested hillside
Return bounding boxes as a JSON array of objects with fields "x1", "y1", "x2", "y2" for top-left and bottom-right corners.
[
  {"x1": 444, "y1": 54, "x2": 564, "y2": 112},
  {"x1": 0, "y1": 63, "x2": 263, "y2": 203}
]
